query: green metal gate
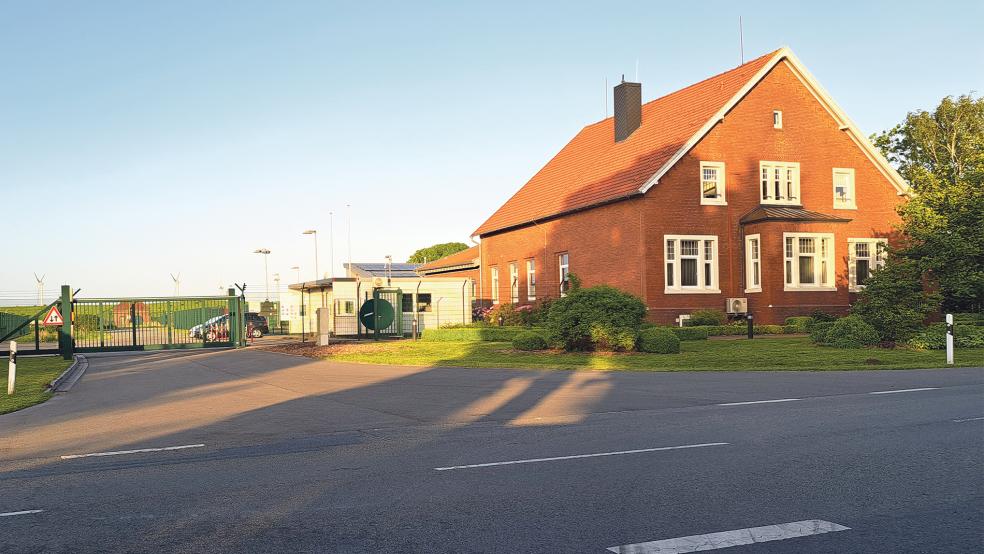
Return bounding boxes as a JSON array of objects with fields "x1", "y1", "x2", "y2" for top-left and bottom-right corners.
[
  {"x1": 358, "y1": 288, "x2": 402, "y2": 340},
  {"x1": 72, "y1": 292, "x2": 245, "y2": 353}
]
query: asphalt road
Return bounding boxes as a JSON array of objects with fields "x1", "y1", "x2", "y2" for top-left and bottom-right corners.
[{"x1": 0, "y1": 349, "x2": 981, "y2": 553}]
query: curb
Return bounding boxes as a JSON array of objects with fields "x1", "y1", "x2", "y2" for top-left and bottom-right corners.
[{"x1": 48, "y1": 354, "x2": 88, "y2": 393}]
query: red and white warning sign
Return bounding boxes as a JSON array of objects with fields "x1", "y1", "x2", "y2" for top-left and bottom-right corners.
[{"x1": 42, "y1": 305, "x2": 64, "y2": 326}]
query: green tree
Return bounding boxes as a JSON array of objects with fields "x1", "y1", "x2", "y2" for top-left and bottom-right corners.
[
  {"x1": 407, "y1": 242, "x2": 469, "y2": 264},
  {"x1": 872, "y1": 94, "x2": 984, "y2": 312},
  {"x1": 851, "y1": 259, "x2": 941, "y2": 342}
]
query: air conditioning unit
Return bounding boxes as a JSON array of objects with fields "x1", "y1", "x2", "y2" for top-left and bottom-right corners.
[
  {"x1": 726, "y1": 298, "x2": 748, "y2": 314},
  {"x1": 372, "y1": 277, "x2": 385, "y2": 288}
]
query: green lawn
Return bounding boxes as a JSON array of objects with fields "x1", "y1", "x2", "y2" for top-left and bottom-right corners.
[
  {"x1": 328, "y1": 337, "x2": 984, "y2": 372},
  {"x1": 0, "y1": 356, "x2": 73, "y2": 414}
]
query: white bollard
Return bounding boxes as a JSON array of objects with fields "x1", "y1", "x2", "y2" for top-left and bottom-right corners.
[
  {"x1": 945, "y1": 313, "x2": 954, "y2": 365},
  {"x1": 7, "y1": 341, "x2": 16, "y2": 395}
]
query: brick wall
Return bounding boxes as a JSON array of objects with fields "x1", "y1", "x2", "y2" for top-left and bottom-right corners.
[{"x1": 478, "y1": 60, "x2": 904, "y2": 324}]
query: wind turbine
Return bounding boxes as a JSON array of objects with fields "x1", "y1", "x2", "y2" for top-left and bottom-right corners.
[
  {"x1": 33, "y1": 272, "x2": 45, "y2": 305},
  {"x1": 170, "y1": 273, "x2": 181, "y2": 296}
]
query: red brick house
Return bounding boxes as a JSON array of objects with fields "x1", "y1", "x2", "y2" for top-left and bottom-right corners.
[{"x1": 471, "y1": 47, "x2": 909, "y2": 325}]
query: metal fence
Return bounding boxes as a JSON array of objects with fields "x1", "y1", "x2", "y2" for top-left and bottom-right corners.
[{"x1": 72, "y1": 296, "x2": 244, "y2": 352}]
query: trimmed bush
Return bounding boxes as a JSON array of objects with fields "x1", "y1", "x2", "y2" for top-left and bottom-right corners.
[
  {"x1": 784, "y1": 316, "x2": 814, "y2": 332},
  {"x1": 906, "y1": 323, "x2": 984, "y2": 350},
  {"x1": 823, "y1": 316, "x2": 880, "y2": 348},
  {"x1": 850, "y1": 258, "x2": 941, "y2": 342},
  {"x1": 811, "y1": 310, "x2": 838, "y2": 323},
  {"x1": 669, "y1": 327, "x2": 709, "y2": 341},
  {"x1": 636, "y1": 327, "x2": 681, "y2": 354},
  {"x1": 512, "y1": 331, "x2": 548, "y2": 351},
  {"x1": 546, "y1": 285, "x2": 646, "y2": 351},
  {"x1": 809, "y1": 321, "x2": 836, "y2": 345},
  {"x1": 685, "y1": 309, "x2": 726, "y2": 327}
]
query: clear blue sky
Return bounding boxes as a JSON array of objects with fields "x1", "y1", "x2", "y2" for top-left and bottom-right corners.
[{"x1": 2, "y1": 1, "x2": 981, "y2": 300}]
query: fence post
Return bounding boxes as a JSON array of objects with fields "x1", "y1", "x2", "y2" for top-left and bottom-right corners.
[
  {"x1": 228, "y1": 289, "x2": 240, "y2": 348},
  {"x1": 59, "y1": 285, "x2": 74, "y2": 360},
  {"x1": 7, "y1": 341, "x2": 15, "y2": 395},
  {"x1": 130, "y1": 303, "x2": 138, "y2": 348},
  {"x1": 946, "y1": 313, "x2": 954, "y2": 365}
]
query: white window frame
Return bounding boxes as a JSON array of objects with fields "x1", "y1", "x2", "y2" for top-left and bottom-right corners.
[
  {"x1": 490, "y1": 267, "x2": 499, "y2": 304},
  {"x1": 848, "y1": 238, "x2": 887, "y2": 292},
  {"x1": 773, "y1": 110, "x2": 783, "y2": 129},
  {"x1": 760, "y1": 161, "x2": 801, "y2": 205},
  {"x1": 526, "y1": 259, "x2": 536, "y2": 300},
  {"x1": 664, "y1": 235, "x2": 720, "y2": 294},
  {"x1": 783, "y1": 232, "x2": 835, "y2": 291},
  {"x1": 699, "y1": 161, "x2": 726, "y2": 206},
  {"x1": 509, "y1": 262, "x2": 519, "y2": 303},
  {"x1": 745, "y1": 234, "x2": 762, "y2": 293},
  {"x1": 832, "y1": 167, "x2": 857, "y2": 210},
  {"x1": 558, "y1": 253, "x2": 569, "y2": 296}
]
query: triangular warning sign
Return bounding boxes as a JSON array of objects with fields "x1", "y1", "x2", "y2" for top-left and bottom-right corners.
[{"x1": 42, "y1": 305, "x2": 64, "y2": 326}]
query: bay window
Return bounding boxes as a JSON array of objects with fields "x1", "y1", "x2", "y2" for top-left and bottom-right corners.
[
  {"x1": 849, "y1": 238, "x2": 886, "y2": 291},
  {"x1": 783, "y1": 233, "x2": 834, "y2": 290},
  {"x1": 664, "y1": 235, "x2": 719, "y2": 293},
  {"x1": 760, "y1": 161, "x2": 800, "y2": 205},
  {"x1": 699, "y1": 161, "x2": 726, "y2": 205},
  {"x1": 745, "y1": 234, "x2": 761, "y2": 293}
]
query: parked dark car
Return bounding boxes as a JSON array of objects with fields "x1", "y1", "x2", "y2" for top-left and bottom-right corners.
[{"x1": 246, "y1": 312, "x2": 269, "y2": 338}]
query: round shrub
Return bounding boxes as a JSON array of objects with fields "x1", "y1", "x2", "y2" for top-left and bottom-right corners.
[
  {"x1": 590, "y1": 324, "x2": 637, "y2": 352},
  {"x1": 685, "y1": 309, "x2": 726, "y2": 327},
  {"x1": 512, "y1": 331, "x2": 548, "y2": 351},
  {"x1": 636, "y1": 327, "x2": 681, "y2": 354},
  {"x1": 546, "y1": 285, "x2": 646, "y2": 351},
  {"x1": 809, "y1": 321, "x2": 836, "y2": 345},
  {"x1": 823, "y1": 316, "x2": 880, "y2": 348}
]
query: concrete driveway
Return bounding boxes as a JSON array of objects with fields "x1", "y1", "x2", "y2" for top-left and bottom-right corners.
[{"x1": 1, "y1": 349, "x2": 982, "y2": 553}]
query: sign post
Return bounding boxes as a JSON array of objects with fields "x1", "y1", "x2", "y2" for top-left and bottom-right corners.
[
  {"x1": 7, "y1": 341, "x2": 15, "y2": 395},
  {"x1": 946, "y1": 313, "x2": 954, "y2": 365}
]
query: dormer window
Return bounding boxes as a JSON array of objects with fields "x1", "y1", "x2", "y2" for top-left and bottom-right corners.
[
  {"x1": 699, "y1": 161, "x2": 726, "y2": 205},
  {"x1": 773, "y1": 110, "x2": 783, "y2": 129},
  {"x1": 760, "y1": 161, "x2": 800, "y2": 205}
]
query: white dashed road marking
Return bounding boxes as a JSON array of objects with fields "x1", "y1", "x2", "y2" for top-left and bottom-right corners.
[
  {"x1": 717, "y1": 398, "x2": 800, "y2": 406},
  {"x1": 607, "y1": 519, "x2": 850, "y2": 553},
  {"x1": 869, "y1": 388, "x2": 939, "y2": 395},
  {"x1": 953, "y1": 416, "x2": 984, "y2": 423},
  {"x1": 60, "y1": 444, "x2": 205, "y2": 460},
  {"x1": 0, "y1": 510, "x2": 44, "y2": 517},
  {"x1": 434, "y1": 442, "x2": 729, "y2": 471}
]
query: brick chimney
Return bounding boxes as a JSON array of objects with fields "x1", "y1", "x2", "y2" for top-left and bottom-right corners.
[{"x1": 613, "y1": 77, "x2": 641, "y2": 142}]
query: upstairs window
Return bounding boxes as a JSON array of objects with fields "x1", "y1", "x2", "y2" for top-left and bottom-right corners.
[
  {"x1": 699, "y1": 161, "x2": 726, "y2": 205},
  {"x1": 849, "y1": 238, "x2": 887, "y2": 291},
  {"x1": 558, "y1": 253, "x2": 569, "y2": 296},
  {"x1": 833, "y1": 168, "x2": 856, "y2": 209},
  {"x1": 773, "y1": 110, "x2": 783, "y2": 129},
  {"x1": 760, "y1": 161, "x2": 800, "y2": 205},
  {"x1": 664, "y1": 235, "x2": 719, "y2": 294},
  {"x1": 490, "y1": 267, "x2": 499, "y2": 304},
  {"x1": 783, "y1": 233, "x2": 835, "y2": 290},
  {"x1": 509, "y1": 263, "x2": 519, "y2": 303},
  {"x1": 526, "y1": 260, "x2": 536, "y2": 300}
]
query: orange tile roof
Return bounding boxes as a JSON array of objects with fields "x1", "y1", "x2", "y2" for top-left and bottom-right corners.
[
  {"x1": 417, "y1": 245, "x2": 480, "y2": 273},
  {"x1": 474, "y1": 50, "x2": 780, "y2": 236}
]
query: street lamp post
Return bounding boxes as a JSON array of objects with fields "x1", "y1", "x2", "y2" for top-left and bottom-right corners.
[
  {"x1": 303, "y1": 230, "x2": 319, "y2": 280},
  {"x1": 254, "y1": 249, "x2": 271, "y2": 300},
  {"x1": 291, "y1": 265, "x2": 301, "y2": 284}
]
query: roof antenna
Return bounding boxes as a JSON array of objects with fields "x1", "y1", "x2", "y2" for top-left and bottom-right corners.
[{"x1": 738, "y1": 16, "x2": 745, "y2": 65}]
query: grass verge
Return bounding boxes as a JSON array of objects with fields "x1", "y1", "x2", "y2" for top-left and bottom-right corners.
[
  {"x1": 325, "y1": 337, "x2": 984, "y2": 371},
  {"x1": 0, "y1": 356, "x2": 73, "y2": 414}
]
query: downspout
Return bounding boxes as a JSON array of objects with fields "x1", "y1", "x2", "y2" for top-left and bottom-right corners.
[
  {"x1": 461, "y1": 279, "x2": 467, "y2": 325},
  {"x1": 415, "y1": 280, "x2": 422, "y2": 332}
]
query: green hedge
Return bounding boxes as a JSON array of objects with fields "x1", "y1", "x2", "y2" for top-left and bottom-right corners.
[
  {"x1": 669, "y1": 327, "x2": 709, "y2": 341},
  {"x1": 683, "y1": 324, "x2": 797, "y2": 336},
  {"x1": 784, "y1": 316, "x2": 814, "y2": 332},
  {"x1": 953, "y1": 313, "x2": 984, "y2": 327},
  {"x1": 512, "y1": 331, "x2": 549, "y2": 351},
  {"x1": 421, "y1": 326, "x2": 546, "y2": 342},
  {"x1": 907, "y1": 323, "x2": 984, "y2": 350},
  {"x1": 636, "y1": 327, "x2": 681, "y2": 354}
]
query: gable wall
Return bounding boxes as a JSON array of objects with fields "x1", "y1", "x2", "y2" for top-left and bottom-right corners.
[{"x1": 642, "y1": 60, "x2": 904, "y2": 323}]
